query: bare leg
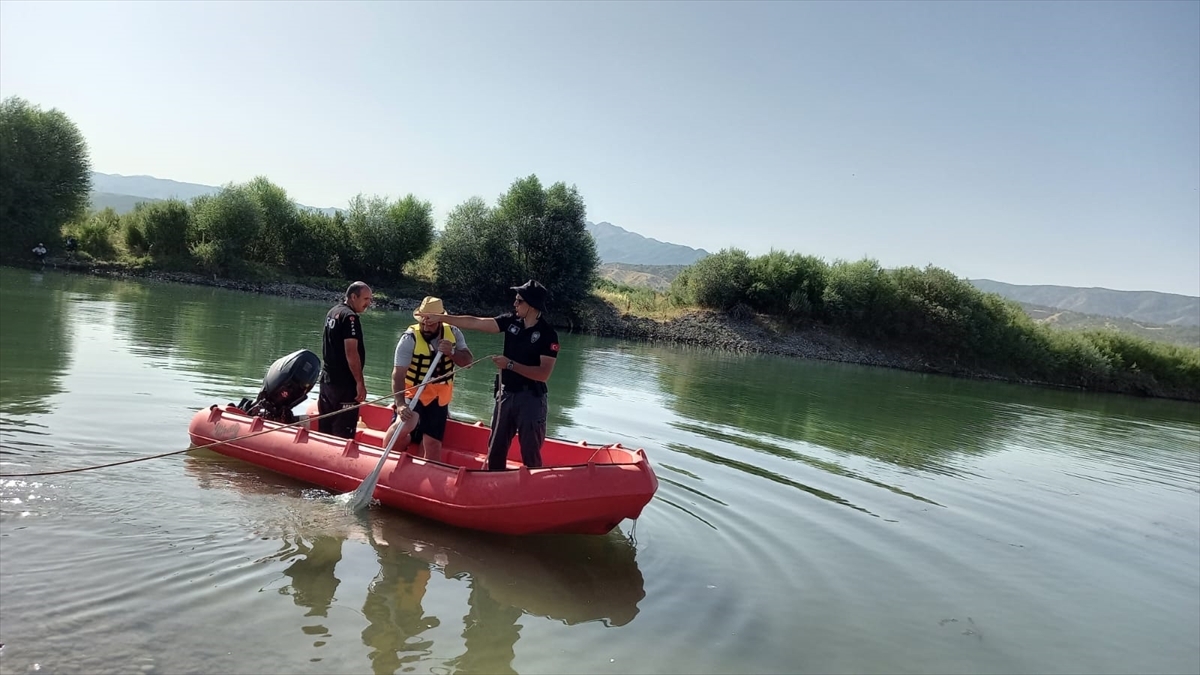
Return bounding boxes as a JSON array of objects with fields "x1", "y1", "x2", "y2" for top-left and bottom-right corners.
[
  {"x1": 421, "y1": 436, "x2": 443, "y2": 463},
  {"x1": 382, "y1": 410, "x2": 420, "y2": 452}
]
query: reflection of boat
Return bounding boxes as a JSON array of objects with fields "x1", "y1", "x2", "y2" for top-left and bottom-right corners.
[
  {"x1": 188, "y1": 401, "x2": 658, "y2": 535},
  {"x1": 182, "y1": 453, "x2": 646, "y2": 631},
  {"x1": 370, "y1": 511, "x2": 645, "y2": 627}
]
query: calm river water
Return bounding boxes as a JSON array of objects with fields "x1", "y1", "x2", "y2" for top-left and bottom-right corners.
[{"x1": 1, "y1": 266, "x2": 1198, "y2": 675}]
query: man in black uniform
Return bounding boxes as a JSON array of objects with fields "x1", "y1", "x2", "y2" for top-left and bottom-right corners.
[
  {"x1": 318, "y1": 281, "x2": 373, "y2": 438},
  {"x1": 416, "y1": 279, "x2": 559, "y2": 470}
]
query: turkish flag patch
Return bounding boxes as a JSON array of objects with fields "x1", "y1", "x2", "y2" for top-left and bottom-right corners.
[{"x1": 550, "y1": 342, "x2": 559, "y2": 352}]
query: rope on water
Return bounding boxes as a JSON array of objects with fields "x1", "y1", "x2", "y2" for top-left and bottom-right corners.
[{"x1": 0, "y1": 355, "x2": 497, "y2": 478}]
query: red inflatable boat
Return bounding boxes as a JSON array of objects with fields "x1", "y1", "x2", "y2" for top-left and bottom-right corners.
[{"x1": 187, "y1": 401, "x2": 658, "y2": 535}]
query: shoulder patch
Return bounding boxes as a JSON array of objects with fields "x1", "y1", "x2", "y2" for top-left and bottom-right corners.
[
  {"x1": 550, "y1": 342, "x2": 559, "y2": 352},
  {"x1": 508, "y1": 324, "x2": 520, "y2": 335}
]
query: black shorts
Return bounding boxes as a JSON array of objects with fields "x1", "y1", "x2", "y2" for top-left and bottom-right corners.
[{"x1": 411, "y1": 399, "x2": 449, "y2": 443}]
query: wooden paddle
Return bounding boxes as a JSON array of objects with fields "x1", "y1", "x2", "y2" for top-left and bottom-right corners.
[{"x1": 344, "y1": 351, "x2": 443, "y2": 511}]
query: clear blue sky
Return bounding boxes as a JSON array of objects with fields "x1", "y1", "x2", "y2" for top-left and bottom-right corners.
[{"x1": 2, "y1": 0, "x2": 1197, "y2": 295}]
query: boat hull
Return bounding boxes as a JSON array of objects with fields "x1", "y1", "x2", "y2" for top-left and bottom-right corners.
[{"x1": 187, "y1": 403, "x2": 658, "y2": 535}]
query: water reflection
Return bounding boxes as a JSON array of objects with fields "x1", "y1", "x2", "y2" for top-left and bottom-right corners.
[
  {"x1": 652, "y1": 345, "x2": 1022, "y2": 473},
  {"x1": 0, "y1": 268, "x2": 74, "y2": 419},
  {"x1": 45, "y1": 267, "x2": 588, "y2": 433},
  {"x1": 277, "y1": 534, "x2": 345, "y2": 642},
  {"x1": 359, "y1": 524, "x2": 438, "y2": 673},
  {"x1": 183, "y1": 451, "x2": 644, "y2": 674},
  {"x1": 671, "y1": 421, "x2": 943, "y2": 507}
]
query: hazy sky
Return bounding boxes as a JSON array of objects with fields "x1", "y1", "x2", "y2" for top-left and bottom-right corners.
[{"x1": 2, "y1": 1, "x2": 1197, "y2": 295}]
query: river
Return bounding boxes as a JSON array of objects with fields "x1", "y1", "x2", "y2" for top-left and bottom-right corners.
[{"x1": 1, "y1": 266, "x2": 1197, "y2": 675}]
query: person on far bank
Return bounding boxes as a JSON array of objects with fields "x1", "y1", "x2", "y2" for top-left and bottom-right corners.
[
  {"x1": 382, "y1": 296, "x2": 475, "y2": 462},
  {"x1": 415, "y1": 280, "x2": 559, "y2": 471},
  {"x1": 318, "y1": 281, "x2": 373, "y2": 439}
]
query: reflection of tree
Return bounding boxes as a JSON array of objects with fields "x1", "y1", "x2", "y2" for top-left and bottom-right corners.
[
  {"x1": 652, "y1": 343, "x2": 1200, "y2": 477},
  {"x1": 29, "y1": 269, "x2": 595, "y2": 432},
  {"x1": 652, "y1": 346, "x2": 1015, "y2": 473},
  {"x1": 0, "y1": 268, "x2": 73, "y2": 417},
  {"x1": 102, "y1": 279, "x2": 330, "y2": 400}
]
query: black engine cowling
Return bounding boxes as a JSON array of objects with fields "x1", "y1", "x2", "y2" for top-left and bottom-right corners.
[{"x1": 234, "y1": 349, "x2": 322, "y2": 423}]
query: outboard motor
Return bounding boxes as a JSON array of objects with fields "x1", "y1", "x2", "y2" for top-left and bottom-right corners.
[{"x1": 235, "y1": 349, "x2": 322, "y2": 423}]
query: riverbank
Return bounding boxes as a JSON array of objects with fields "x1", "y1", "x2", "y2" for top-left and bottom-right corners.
[{"x1": 13, "y1": 259, "x2": 1198, "y2": 402}]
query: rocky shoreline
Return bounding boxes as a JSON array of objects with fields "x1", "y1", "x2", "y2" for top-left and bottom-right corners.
[{"x1": 22, "y1": 259, "x2": 1198, "y2": 401}]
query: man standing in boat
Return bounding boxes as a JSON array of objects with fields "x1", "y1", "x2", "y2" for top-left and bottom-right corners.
[
  {"x1": 318, "y1": 281, "x2": 373, "y2": 438},
  {"x1": 383, "y1": 296, "x2": 474, "y2": 461},
  {"x1": 415, "y1": 280, "x2": 558, "y2": 471}
]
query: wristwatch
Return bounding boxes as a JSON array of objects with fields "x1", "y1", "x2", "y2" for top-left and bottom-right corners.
[{"x1": 506, "y1": 360, "x2": 515, "y2": 371}]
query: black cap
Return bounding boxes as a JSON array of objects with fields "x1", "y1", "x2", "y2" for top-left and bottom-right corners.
[{"x1": 511, "y1": 279, "x2": 548, "y2": 312}]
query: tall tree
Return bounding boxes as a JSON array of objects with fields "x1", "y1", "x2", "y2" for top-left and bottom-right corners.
[
  {"x1": 244, "y1": 176, "x2": 300, "y2": 267},
  {"x1": 0, "y1": 97, "x2": 92, "y2": 257},
  {"x1": 493, "y1": 175, "x2": 599, "y2": 313},
  {"x1": 345, "y1": 193, "x2": 434, "y2": 281},
  {"x1": 435, "y1": 196, "x2": 520, "y2": 302}
]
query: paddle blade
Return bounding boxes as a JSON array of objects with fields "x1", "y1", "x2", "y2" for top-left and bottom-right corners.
[
  {"x1": 343, "y1": 457, "x2": 387, "y2": 511},
  {"x1": 341, "y1": 351, "x2": 441, "y2": 512}
]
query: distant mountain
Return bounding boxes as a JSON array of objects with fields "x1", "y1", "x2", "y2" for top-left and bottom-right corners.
[
  {"x1": 971, "y1": 279, "x2": 1200, "y2": 327},
  {"x1": 90, "y1": 172, "x2": 221, "y2": 202},
  {"x1": 1017, "y1": 301, "x2": 1199, "y2": 348},
  {"x1": 87, "y1": 172, "x2": 340, "y2": 216},
  {"x1": 586, "y1": 221, "x2": 709, "y2": 266},
  {"x1": 598, "y1": 262, "x2": 688, "y2": 292},
  {"x1": 90, "y1": 191, "x2": 161, "y2": 214}
]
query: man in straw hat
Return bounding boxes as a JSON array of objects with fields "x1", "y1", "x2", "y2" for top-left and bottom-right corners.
[
  {"x1": 415, "y1": 279, "x2": 558, "y2": 471},
  {"x1": 383, "y1": 296, "x2": 474, "y2": 461}
]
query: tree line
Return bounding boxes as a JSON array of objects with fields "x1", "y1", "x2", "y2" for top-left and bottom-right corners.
[
  {"x1": 3, "y1": 95, "x2": 1196, "y2": 399},
  {"x1": 661, "y1": 248, "x2": 1199, "y2": 396},
  {"x1": 0, "y1": 96, "x2": 599, "y2": 312}
]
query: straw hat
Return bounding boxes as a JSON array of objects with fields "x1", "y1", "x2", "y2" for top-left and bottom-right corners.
[{"x1": 414, "y1": 296, "x2": 445, "y2": 319}]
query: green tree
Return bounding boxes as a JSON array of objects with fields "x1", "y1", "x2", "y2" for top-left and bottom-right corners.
[
  {"x1": 68, "y1": 207, "x2": 121, "y2": 259},
  {"x1": 290, "y1": 209, "x2": 351, "y2": 277},
  {"x1": 345, "y1": 193, "x2": 434, "y2": 281},
  {"x1": 0, "y1": 97, "x2": 92, "y2": 257},
  {"x1": 128, "y1": 198, "x2": 192, "y2": 259},
  {"x1": 747, "y1": 250, "x2": 829, "y2": 317},
  {"x1": 493, "y1": 175, "x2": 600, "y2": 313},
  {"x1": 821, "y1": 258, "x2": 898, "y2": 336},
  {"x1": 670, "y1": 248, "x2": 754, "y2": 310},
  {"x1": 245, "y1": 176, "x2": 300, "y2": 267},
  {"x1": 190, "y1": 184, "x2": 262, "y2": 273},
  {"x1": 435, "y1": 196, "x2": 520, "y2": 302}
]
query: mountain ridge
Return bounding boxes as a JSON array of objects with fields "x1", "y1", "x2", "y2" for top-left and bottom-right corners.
[
  {"x1": 584, "y1": 220, "x2": 709, "y2": 266},
  {"x1": 88, "y1": 172, "x2": 341, "y2": 216},
  {"x1": 969, "y1": 279, "x2": 1199, "y2": 327}
]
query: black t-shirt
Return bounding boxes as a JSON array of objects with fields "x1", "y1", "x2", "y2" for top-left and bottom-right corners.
[
  {"x1": 322, "y1": 301, "x2": 365, "y2": 388},
  {"x1": 494, "y1": 313, "x2": 559, "y2": 391}
]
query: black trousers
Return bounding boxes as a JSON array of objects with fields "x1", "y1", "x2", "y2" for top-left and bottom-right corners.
[
  {"x1": 486, "y1": 389, "x2": 547, "y2": 470},
  {"x1": 317, "y1": 382, "x2": 359, "y2": 439}
]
